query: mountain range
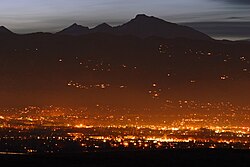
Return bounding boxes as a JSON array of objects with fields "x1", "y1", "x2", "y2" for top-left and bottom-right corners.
[
  {"x1": 58, "y1": 14, "x2": 211, "y2": 40},
  {"x1": 1, "y1": 14, "x2": 211, "y2": 40},
  {"x1": 0, "y1": 14, "x2": 250, "y2": 107}
]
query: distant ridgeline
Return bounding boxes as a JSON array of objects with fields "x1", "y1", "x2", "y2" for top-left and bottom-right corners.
[
  {"x1": 57, "y1": 14, "x2": 211, "y2": 40},
  {"x1": 1, "y1": 14, "x2": 211, "y2": 40}
]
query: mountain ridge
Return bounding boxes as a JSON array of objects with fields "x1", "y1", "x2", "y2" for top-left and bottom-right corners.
[{"x1": 57, "y1": 14, "x2": 212, "y2": 40}]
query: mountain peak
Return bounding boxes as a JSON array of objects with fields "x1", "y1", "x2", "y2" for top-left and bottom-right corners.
[
  {"x1": 95, "y1": 23, "x2": 112, "y2": 29},
  {"x1": 116, "y1": 14, "x2": 211, "y2": 40},
  {"x1": 57, "y1": 23, "x2": 90, "y2": 35},
  {"x1": 68, "y1": 23, "x2": 88, "y2": 29},
  {"x1": 129, "y1": 14, "x2": 166, "y2": 25},
  {"x1": 133, "y1": 14, "x2": 156, "y2": 22},
  {"x1": 92, "y1": 23, "x2": 113, "y2": 33},
  {"x1": 135, "y1": 14, "x2": 150, "y2": 18}
]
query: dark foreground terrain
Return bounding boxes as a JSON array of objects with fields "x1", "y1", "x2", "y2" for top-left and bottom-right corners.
[{"x1": 1, "y1": 149, "x2": 250, "y2": 167}]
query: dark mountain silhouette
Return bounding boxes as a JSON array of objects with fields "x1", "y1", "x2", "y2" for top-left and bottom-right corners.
[
  {"x1": 0, "y1": 15, "x2": 250, "y2": 107},
  {"x1": 92, "y1": 23, "x2": 113, "y2": 33},
  {"x1": 56, "y1": 14, "x2": 212, "y2": 40},
  {"x1": 114, "y1": 14, "x2": 211, "y2": 40},
  {"x1": 57, "y1": 23, "x2": 90, "y2": 35},
  {"x1": 0, "y1": 26, "x2": 14, "y2": 34}
]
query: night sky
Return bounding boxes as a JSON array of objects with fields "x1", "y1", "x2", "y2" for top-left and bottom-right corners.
[{"x1": 0, "y1": 0, "x2": 250, "y2": 39}]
